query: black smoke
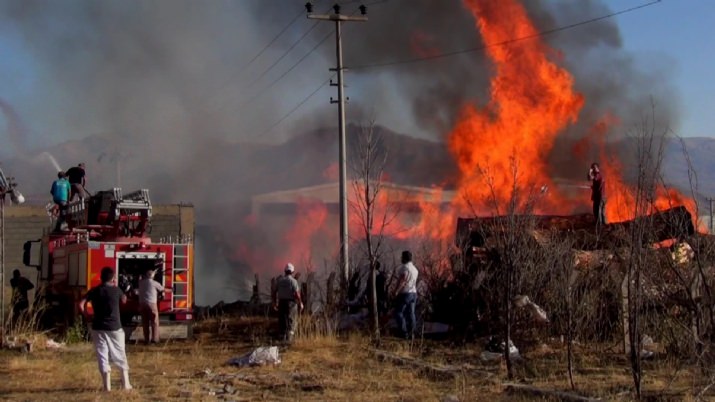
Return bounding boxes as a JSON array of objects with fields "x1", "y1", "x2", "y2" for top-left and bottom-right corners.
[{"x1": 0, "y1": 0, "x2": 680, "y2": 303}]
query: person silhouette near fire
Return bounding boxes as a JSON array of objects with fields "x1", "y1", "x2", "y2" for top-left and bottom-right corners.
[
  {"x1": 588, "y1": 162, "x2": 606, "y2": 225},
  {"x1": 273, "y1": 263, "x2": 304, "y2": 342}
]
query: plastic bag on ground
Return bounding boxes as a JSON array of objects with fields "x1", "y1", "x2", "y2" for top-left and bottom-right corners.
[
  {"x1": 45, "y1": 339, "x2": 66, "y2": 350},
  {"x1": 227, "y1": 346, "x2": 281, "y2": 367},
  {"x1": 640, "y1": 334, "x2": 655, "y2": 359},
  {"x1": 480, "y1": 337, "x2": 520, "y2": 361},
  {"x1": 513, "y1": 295, "x2": 550, "y2": 323}
]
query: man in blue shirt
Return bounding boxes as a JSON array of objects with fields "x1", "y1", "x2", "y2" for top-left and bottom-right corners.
[{"x1": 50, "y1": 171, "x2": 70, "y2": 232}]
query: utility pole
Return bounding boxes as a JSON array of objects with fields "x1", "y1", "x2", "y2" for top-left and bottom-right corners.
[{"x1": 306, "y1": 2, "x2": 367, "y2": 286}]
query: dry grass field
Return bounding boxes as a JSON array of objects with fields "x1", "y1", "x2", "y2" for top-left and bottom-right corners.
[{"x1": 0, "y1": 316, "x2": 711, "y2": 401}]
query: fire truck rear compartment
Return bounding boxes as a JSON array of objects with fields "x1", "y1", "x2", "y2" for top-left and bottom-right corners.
[
  {"x1": 116, "y1": 255, "x2": 193, "y2": 340},
  {"x1": 117, "y1": 257, "x2": 164, "y2": 294}
]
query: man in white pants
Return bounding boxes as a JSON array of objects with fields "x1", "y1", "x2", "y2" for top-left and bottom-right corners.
[{"x1": 79, "y1": 267, "x2": 132, "y2": 392}]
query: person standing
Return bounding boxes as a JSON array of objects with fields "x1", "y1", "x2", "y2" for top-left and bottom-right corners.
[
  {"x1": 373, "y1": 261, "x2": 388, "y2": 315},
  {"x1": 79, "y1": 267, "x2": 132, "y2": 392},
  {"x1": 10, "y1": 269, "x2": 34, "y2": 320},
  {"x1": 66, "y1": 163, "x2": 88, "y2": 201},
  {"x1": 394, "y1": 251, "x2": 419, "y2": 340},
  {"x1": 273, "y1": 263, "x2": 304, "y2": 342},
  {"x1": 50, "y1": 171, "x2": 70, "y2": 232},
  {"x1": 350, "y1": 261, "x2": 388, "y2": 316},
  {"x1": 138, "y1": 268, "x2": 164, "y2": 344},
  {"x1": 588, "y1": 162, "x2": 606, "y2": 225}
]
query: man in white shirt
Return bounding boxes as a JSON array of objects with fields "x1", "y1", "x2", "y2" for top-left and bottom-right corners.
[
  {"x1": 394, "y1": 250, "x2": 418, "y2": 340},
  {"x1": 138, "y1": 268, "x2": 164, "y2": 344}
]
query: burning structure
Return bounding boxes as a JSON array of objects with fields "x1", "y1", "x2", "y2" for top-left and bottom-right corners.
[
  {"x1": 0, "y1": 0, "x2": 704, "y2": 308},
  {"x1": 224, "y1": 0, "x2": 702, "y2": 299}
]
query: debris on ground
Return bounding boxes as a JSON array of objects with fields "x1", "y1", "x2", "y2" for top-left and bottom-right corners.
[
  {"x1": 513, "y1": 295, "x2": 550, "y2": 323},
  {"x1": 45, "y1": 339, "x2": 66, "y2": 350},
  {"x1": 504, "y1": 382, "x2": 602, "y2": 402},
  {"x1": 640, "y1": 335, "x2": 656, "y2": 359},
  {"x1": 671, "y1": 242, "x2": 694, "y2": 265},
  {"x1": 192, "y1": 371, "x2": 325, "y2": 399},
  {"x1": 480, "y1": 336, "x2": 520, "y2": 362},
  {"x1": 227, "y1": 346, "x2": 281, "y2": 367},
  {"x1": 2, "y1": 336, "x2": 33, "y2": 353},
  {"x1": 371, "y1": 349, "x2": 481, "y2": 380}
]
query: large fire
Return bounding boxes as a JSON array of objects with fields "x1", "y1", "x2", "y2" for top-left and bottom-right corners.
[
  {"x1": 236, "y1": 0, "x2": 701, "y2": 275},
  {"x1": 450, "y1": 0, "x2": 583, "y2": 216},
  {"x1": 350, "y1": 0, "x2": 700, "y2": 243},
  {"x1": 434, "y1": 0, "x2": 697, "y2": 232}
]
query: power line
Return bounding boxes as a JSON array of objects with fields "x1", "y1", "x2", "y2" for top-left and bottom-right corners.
[
  {"x1": 238, "y1": 27, "x2": 333, "y2": 109},
  {"x1": 243, "y1": 0, "x2": 389, "y2": 138},
  {"x1": 254, "y1": 75, "x2": 334, "y2": 139},
  {"x1": 203, "y1": 4, "x2": 337, "y2": 119},
  {"x1": 240, "y1": 9, "x2": 304, "y2": 73},
  {"x1": 244, "y1": 20, "x2": 322, "y2": 91},
  {"x1": 351, "y1": 0, "x2": 662, "y2": 70},
  {"x1": 235, "y1": 0, "x2": 388, "y2": 112},
  {"x1": 201, "y1": 7, "x2": 304, "y2": 107}
]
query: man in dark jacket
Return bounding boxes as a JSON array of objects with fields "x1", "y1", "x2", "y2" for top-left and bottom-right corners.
[
  {"x1": 10, "y1": 269, "x2": 34, "y2": 320},
  {"x1": 588, "y1": 162, "x2": 606, "y2": 225},
  {"x1": 79, "y1": 267, "x2": 132, "y2": 392},
  {"x1": 66, "y1": 163, "x2": 88, "y2": 201}
]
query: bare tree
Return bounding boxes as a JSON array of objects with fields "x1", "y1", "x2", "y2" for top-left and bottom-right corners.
[
  {"x1": 350, "y1": 120, "x2": 399, "y2": 342},
  {"x1": 622, "y1": 103, "x2": 670, "y2": 398},
  {"x1": 676, "y1": 135, "x2": 715, "y2": 369},
  {"x1": 468, "y1": 155, "x2": 543, "y2": 379}
]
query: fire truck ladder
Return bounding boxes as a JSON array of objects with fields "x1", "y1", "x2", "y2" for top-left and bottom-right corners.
[
  {"x1": 66, "y1": 197, "x2": 88, "y2": 227},
  {"x1": 172, "y1": 244, "x2": 190, "y2": 312},
  {"x1": 113, "y1": 188, "x2": 152, "y2": 217},
  {"x1": 66, "y1": 188, "x2": 152, "y2": 236}
]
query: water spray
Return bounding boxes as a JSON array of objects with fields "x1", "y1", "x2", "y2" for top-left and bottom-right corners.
[{"x1": 37, "y1": 151, "x2": 62, "y2": 172}]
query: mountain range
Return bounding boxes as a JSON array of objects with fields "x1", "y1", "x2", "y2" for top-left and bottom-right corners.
[{"x1": 3, "y1": 126, "x2": 714, "y2": 211}]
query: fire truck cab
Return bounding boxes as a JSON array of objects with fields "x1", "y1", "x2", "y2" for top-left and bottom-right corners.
[{"x1": 23, "y1": 188, "x2": 194, "y2": 340}]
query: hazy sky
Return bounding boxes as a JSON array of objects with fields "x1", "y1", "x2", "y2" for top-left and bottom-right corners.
[{"x1": 601, "y1": 0, "x2": 714, "y2": 137}]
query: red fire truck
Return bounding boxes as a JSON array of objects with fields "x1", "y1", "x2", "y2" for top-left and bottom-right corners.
[{"x1": 23, "y1": 188, "x2": 194, "y2": 339}]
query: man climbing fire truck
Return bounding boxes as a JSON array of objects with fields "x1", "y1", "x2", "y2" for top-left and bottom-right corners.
[{"x1": 23, "y1": 188, "x2": 194, "y2": 340}]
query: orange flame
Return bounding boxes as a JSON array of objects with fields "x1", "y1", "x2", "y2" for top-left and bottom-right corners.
[
  {"x1": 280, "y1": 198, "x2": 329, "y2": 268},
  {"x1": 234, "y1": 0, "x2": 704, "y2": 277},
  {"x1": 574, "y1": 114, "x2": 701, "y2": 227},
  {"x1": 322, "y1": 163, "x2": 339, "y2": 181},
  {"x1": 432, "y1": 0, "x2": 700, "y2": 233},
  {"x1": 448, "y1": 0, "x2": 583, "y2": 216}
]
